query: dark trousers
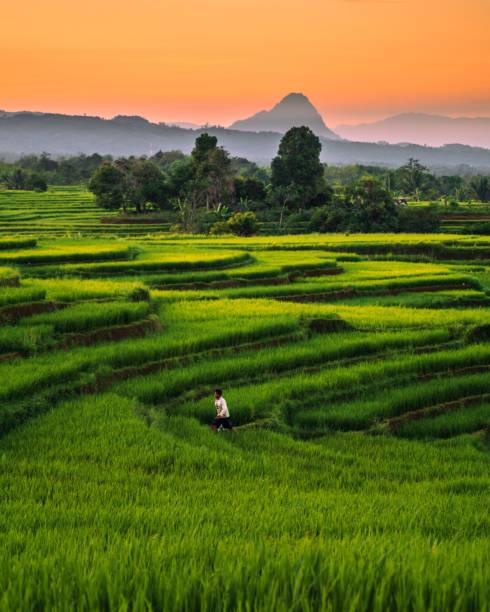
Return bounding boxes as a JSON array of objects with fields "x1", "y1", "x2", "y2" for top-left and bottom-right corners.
[{"x1": 212, "y1": 417, "x2": 232, "y2": 429}]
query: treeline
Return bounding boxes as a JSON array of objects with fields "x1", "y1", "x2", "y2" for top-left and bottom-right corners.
[
  {"x1": 1, "y1": 129, "x2": 490, "y2": 234},
  {"x1": 324, "y1": 161, "x2": 490, "y2": 203},
  {"x1": 0, "y1": 153, "x2": 110, "y2": 187},
  {"x1": 86, "y1": 129, "x2": 444, "y2": 234}
]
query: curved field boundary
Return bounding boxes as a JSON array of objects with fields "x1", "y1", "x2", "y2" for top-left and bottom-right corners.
[
  {"x1": 100, "y1": 216, "x2": 171, "y2": 225},
  {"x1": 58, "y1": 316, "x2": 162, "y2": 349},
  {"x1": 22, "y1": 301, "x2": 150, "y2": 334},
  {"x1": 0, "y1": 301, "x2": 59, "y2": 322},
  {"x1": 311, "y1": 353, "x2": 490, "y2": 410},
  {"x1": 153, "y1": 276, "x2": 292, "y2": 291},
  {"x1": 116, "y1": 334, "x2": 460, "y2": 411},
  {"x1": 153, "y1": 271, "x2": 342, "y2": 291},
  {"x1": 388, "y1": 393, "x2": 490, "y2": 431},
  {"x1": 28, "y1": 252, "x2": 254, "y2": 277},
  {"x1": 441, "y1": 215, "x2": 490, "y2": 221},
  {"x1": 85, "y1": 331, "x2": 305, "y2": 393},
  {"x1": 0, "y1": 287, "x2": 47, "y2": 308},
  {"x1": 418, "y1": 364, "x2": 490, "y2": 381},
  {"x1": 275, "y1": 283, "x2": 476, "y2": 304},
  {"x1": 0, "y1": 246, "x2": 136, "y2": 266}
]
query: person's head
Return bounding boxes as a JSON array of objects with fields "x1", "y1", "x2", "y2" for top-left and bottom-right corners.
[{"x1": 214, "y1": 388, "x2": 222, "y2": 399}]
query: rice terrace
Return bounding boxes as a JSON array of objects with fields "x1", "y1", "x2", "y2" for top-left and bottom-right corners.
[{"x1": 0, "y1": 185, "x2": 488, "y2": 610}]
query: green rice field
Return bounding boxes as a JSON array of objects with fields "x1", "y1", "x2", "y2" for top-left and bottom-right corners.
[{"x1": 0, "y1": 191, "x2": 489, "y2": 610}]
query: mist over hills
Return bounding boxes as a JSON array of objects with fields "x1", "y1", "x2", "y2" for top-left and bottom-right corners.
[
  {"x1": 336, "y1": 113, "x2": 490, "y2": 149},
  {"x1": 230, "y1": 93, "x2": 339, "y2": 140},
  {"x1": 2, "y1": 97, "x2": 490, "y2": 169}
]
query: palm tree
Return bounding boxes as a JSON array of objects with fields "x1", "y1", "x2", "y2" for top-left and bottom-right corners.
[{"x1": 470, "y1": 176, "x2": 489, "y2": 202}]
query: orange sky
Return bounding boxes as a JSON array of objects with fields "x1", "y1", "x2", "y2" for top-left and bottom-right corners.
[{"x1": 2, "y1": 0, "x2": 489, "y2": 127}]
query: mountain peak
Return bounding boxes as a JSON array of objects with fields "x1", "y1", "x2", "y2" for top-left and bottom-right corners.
[
  {"x1": 280, "y1": 92, "x2": 310, "y2": 103},
  {"x1": 230, "y1": 93, "x2": 339, "y2": 140}
]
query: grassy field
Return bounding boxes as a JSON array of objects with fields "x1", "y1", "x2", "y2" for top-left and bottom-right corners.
[{"x1": 0, "y1": 203, "x2": 489, "y2": 609}]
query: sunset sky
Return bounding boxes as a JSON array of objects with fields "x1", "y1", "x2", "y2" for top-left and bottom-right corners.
[{"x1": 2, "y1": 0, "x2": 489, "y2": 127}]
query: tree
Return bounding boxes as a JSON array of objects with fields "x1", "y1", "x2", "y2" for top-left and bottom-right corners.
[
  {"x1": 88, "y1": 163, "x2": 127, "y2": 210},
  {"x1": 229, "y1": 157, "x2": 269, "y2": 183},
  {"x1": 169, "y1": 134, "x2": 233, "y2": 231},
  {"x1": 191, "y1": 133, "x2": 219, "y2": 165},
  {"x1": 309, "y1": 176, "x2": 398, "y2": 233},
  {"x1": 344, "y1": 176, "x2": 398, "y2": 232},
  {"x1": 470, "y1": 176, "x2": 490, "y2": 202},
  {"x1": 131, "y1": 160, "x2": 169, "y2": 211},
  {"x1": 191, "y1": 133, "x2": 232, "y2": 211},
  {"x1": 270, "y1": 127, "x2": 328, "y2": 225},
  {"x1": 89, "y1": 159, "x2": 169, "y2": 213},
  {"x1": 439, "y1": 175, "x2": 464, "y2": 197},
  {"x1": 2, "y1": 168, "x2": 47, "y2": 191},
  {"x1": 151, "y1": 150, "x2": 186, "y2": 169},
  {"x1": 233, "y1": 176, "x2": 266, "y2": 208},
  {"x1": 167, "y1": 158, "x2": 194, "y2": 198},
  {"x1": 6, "y1": 168, "x2": 28, "y2": 190},
  {"x1": 26, "y1": 173, "x2": 48, "y2": 192},
  {"x1": 308, "y1": 202, "x2": 349, "y2": 233},
  {"x1": 397, "y1": 159, "x2": 432, "y2": 200}
]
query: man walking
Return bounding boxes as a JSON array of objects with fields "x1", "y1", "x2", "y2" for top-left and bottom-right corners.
[{"x1": 211, "y1": 388, "x2": 233, "y2": 431}]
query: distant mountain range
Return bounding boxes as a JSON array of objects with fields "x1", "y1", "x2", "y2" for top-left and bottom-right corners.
[
  {"x1": 230, "y1": 93, "x2": 339, "y2": 140},
  {"x1": 336, "y1": 113, "x2": 490, "y2": 149},
  {"x1": 1, "y1": 97, "x2": 490, "y2": 169}
]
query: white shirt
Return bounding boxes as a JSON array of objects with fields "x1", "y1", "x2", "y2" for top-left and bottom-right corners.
[{"x1": 215, "y1": 396, "x2": 229, "y2": 418}]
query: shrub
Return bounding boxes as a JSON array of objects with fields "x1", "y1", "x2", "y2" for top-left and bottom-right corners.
[
  {"x1": 209, "y1": 221, "x2": 231, "y2": 236},
  {"x1": 397, "y1": 205, "x2": 440, "y2": 233},
  {"x1": 463, "y1": 222, "x2": 490, "y2": 235},
  {"x1": 227, "y1": 212, "x2": 259, "y2": 236},
  {"x1": 128, "y1": 287, "x2": 151, "y2": 302},
  {"x1": 466, "y1": 324, "x2": 490, "y2": 343},
  {"x1": 305, "y1": 317, "x2": 353, "y2": 334}
]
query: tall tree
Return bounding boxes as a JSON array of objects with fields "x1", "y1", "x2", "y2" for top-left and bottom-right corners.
[
  {"x1": 88, "y1": 163, "x2": 127, "y2": 211},
  {"x1": 270, "y1": 126, "x2": 328, "y2": 224},
  {"x1": 191, "y1": 133, "x2": 232, "y2": 211},
  {"x1": 397, "y1": 158, "x2": 432, "y2": 200},
  {"x1": 233, "y1": 176, "x2": 266, "y2": 209},
  {"x1": 131, "y1": 160, "x2": 169, "y2": 211}
]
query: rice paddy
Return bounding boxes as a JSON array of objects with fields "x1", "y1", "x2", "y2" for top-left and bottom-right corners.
[{"x1": 0, "y1": 194, "x2": 489, "y2": 610}]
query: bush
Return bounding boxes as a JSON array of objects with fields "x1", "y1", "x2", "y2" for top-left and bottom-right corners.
[
  {"x1": 397, "y1": 205, "x2": 440, "y2": 232},
  {"x1": 128, "y1": 287, "x2": 151, "y2": 302},
  {"x1": 466, "y1": 324, "x2": 490, "y2": 343},
  {"x1": 26, "y1": 173, "x2": 48, "y2": 192},
  {"x1": 463, "y1": 222, "x2": 490, "y2": 235},
  {"x1": 305, "y1": 317, "x2": 353, "y2": 334},
  {"x1": 226, "y1": 212, "x2": 259, "y2": 236},
  {"x1": 209, "y1": 221, "x2": 231, "y2": 236},
  {"x1": 210, "y1": 213, "x2": 258, "y2": 236},
  {"x1": 309, "y1": 205, "x2": 347, "y2": 233}
]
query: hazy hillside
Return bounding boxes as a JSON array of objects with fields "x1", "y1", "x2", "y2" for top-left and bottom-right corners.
[
  {"x1": 230, "y1": 93, "x2": 339, "y2": 140},
  {"x1": 2, "y1": 111, "x2": 490, "y2": 168},
  {"x1": 336, "y1": 113, "x2": 490, "y2": 148}
]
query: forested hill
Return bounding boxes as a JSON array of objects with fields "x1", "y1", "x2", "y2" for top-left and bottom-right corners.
[{"x1": 2, "y1": 111, "x2": 490, "y2": 168}]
